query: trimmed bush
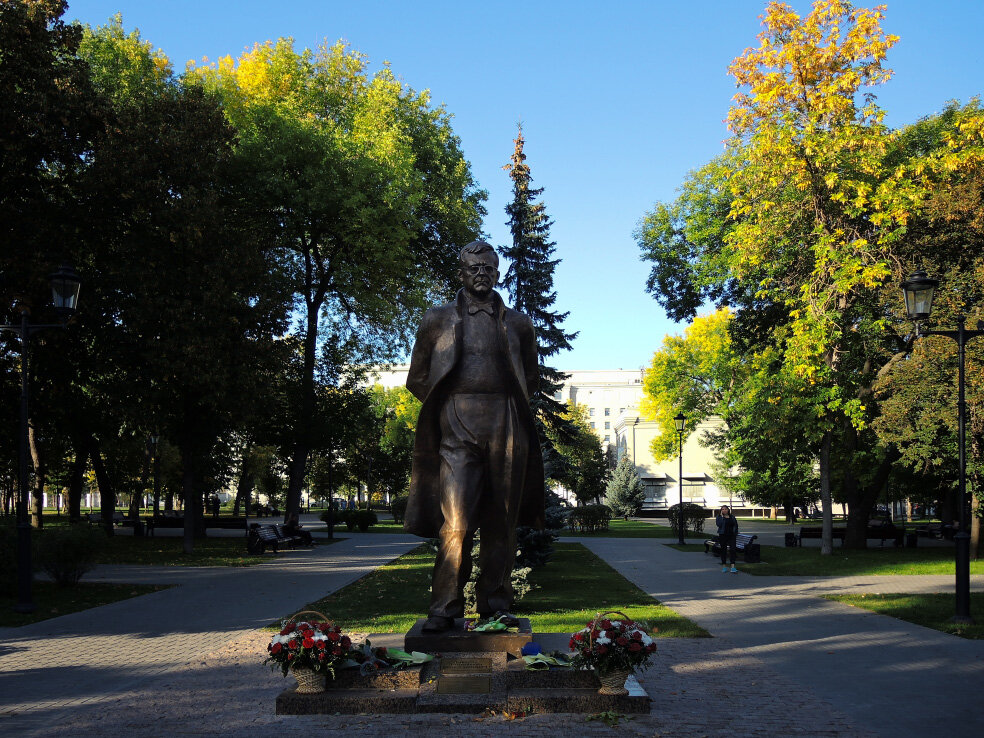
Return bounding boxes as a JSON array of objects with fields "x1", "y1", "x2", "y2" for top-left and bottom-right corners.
[
  {"x1": 35, "y1": 524, "x2": 104, "y2": 586},
  {"x1": 352, "y1": 508, "x2": 378, "y2": 532},
  {"x1": 390, "y1": 497, "x2": 408, "y2": 525},
  {"x1": 567, "y1": 504, "x2": 612, "y2": 534},
  {"x1": 668, "y1": 502, "x2": 707, "y2": 537}
]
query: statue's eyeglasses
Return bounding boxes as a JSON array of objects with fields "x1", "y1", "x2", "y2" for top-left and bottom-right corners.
[{"x1": 465, "y1": 264, "x2": 496, "y2": 275}]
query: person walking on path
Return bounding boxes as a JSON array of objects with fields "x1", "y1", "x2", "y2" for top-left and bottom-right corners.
[{"x1": 716, "y1": 504, "x2": 739, "y2": 572}]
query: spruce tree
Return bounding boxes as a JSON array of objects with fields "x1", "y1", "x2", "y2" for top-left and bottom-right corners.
[
  {"x1": 502, "y1": 125, "x2": 579, "y2": 474},
  {"x1": 605, "y1": 455, "x2": 645, "y2": 518}
]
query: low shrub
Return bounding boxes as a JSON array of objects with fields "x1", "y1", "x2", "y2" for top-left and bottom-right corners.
[
  {"x1": 463, "y1": 532, "x2": 535, "y2": 614},
  {"x1": 390, "y1": 497, "x2": 408, "y2": 525},
  {"x1": 35, "y1": 524, "x2": 104, "y2": 586},
  {"x1": 567, "y1": 504, "x2": 612, "y2": 534},
  {"x1": 668, "y1": 502, "x2": 707, "y2": 536},
  {"x1": 352, "y1": 508, "x2": 378, "y2": 532}
]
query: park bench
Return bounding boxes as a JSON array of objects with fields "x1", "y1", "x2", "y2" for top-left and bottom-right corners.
[
  {"x1": 915, "y1": 522, "x2": 947, "y2": 540},
  {"x1": 86, "y1": 511, "x2": 125, "y2": 527},
  {"x1": 797, "y1": 524, "x2": 903, "y2": 546},
  {"x1": 246, "y1": 524, "x2": 305, "y2": 554},
  {"x1": 704, "y1": 532, "x2": 760, "y2": 562}
]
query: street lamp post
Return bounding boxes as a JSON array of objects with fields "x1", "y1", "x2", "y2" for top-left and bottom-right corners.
[
  {"x1": 1, "y1": 265, "x2": 82, "y2": 613},
  {"x1": 674, "y1": 412, "x2": 686, "y2": 546},
  {"x1": 901, "y1": 270, "x2": 977, "y2": 624}
]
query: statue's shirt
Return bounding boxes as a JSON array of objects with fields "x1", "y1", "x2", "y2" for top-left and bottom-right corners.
[{"x1": 442, "y1": 296, "x2": 508, "y2": 394}]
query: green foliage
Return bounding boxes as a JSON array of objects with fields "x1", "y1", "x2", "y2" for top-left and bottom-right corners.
[
  {"x1": 515, "y1": 525, "x2": 557, "y2": 569},
  {"x1": 35, "y1": 524, "x2": 104, "y2": 586},
  {"x1": 0, "y1": 522, "x2": 17, "y2": 595},
  {"x1": 548, "y1": 402, "x2": 609, "y2": 504},
  {"x1": 668, "y1": 502, "x2": 706, "y2": 536},
  {"x1": 567, "y1": 504, "x2": 612, "y2": 534},
  {"x1": 333, "y1": 508, "x2": 378, "y2": 532},
  {"x1": 605, "y1": 455, "x2": 646, "y2": 518}
]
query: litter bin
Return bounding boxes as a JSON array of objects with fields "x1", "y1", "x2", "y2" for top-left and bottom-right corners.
[
  {"x1": 905, "y1": 532, "x2": 917, "y2": 548},
  {"x1": 744, "y1": 543, "x2": 761, "y2": 563},
  {"x1": 785, "y1": 532, "x2": 799, "y2": 547}
]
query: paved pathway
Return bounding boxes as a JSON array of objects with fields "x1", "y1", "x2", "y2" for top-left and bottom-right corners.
[{"x1": 1, "y1": 529, "x2": 982, "y2": 736}]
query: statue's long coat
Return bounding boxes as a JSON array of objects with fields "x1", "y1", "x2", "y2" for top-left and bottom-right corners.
[{"x1": 404, "y1": 289, "x2": 544, "y2": 538}]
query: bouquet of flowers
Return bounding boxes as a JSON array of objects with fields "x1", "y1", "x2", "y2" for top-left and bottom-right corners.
[
  {"x1": 266, "y1": 616, "x2": 353, "y2": 679},
  {"x1": 568, "y1": 610, "x2": 657, "y2": 675}
]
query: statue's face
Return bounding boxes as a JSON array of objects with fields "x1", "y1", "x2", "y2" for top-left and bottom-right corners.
[{"x1": 459, "y1": 251, "x2": 499, "y2": 298}]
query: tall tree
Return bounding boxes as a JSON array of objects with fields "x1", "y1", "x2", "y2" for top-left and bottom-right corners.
[
  {"x1": 502, "y1": 125, "x2": 578, "y2": 478},
  {"x1": 193, "y1": 39, "x2": 485, "y2": 521}
]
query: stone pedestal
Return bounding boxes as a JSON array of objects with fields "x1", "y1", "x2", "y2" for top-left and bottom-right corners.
[
  {"x1": 275, "y1": 630, "x2": 652, "y2": 715},
  {"x1": 404, "y1": 617, "x2": 533, "y2": 658}
]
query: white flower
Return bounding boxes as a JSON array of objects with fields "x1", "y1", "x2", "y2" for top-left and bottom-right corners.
[{"x1": 595, "y1": 636, "x2": 612, "y2": 645}]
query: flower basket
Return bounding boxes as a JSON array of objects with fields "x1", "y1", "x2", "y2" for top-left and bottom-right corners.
[
  {"x1": 265, "y1": 610, "x2": 354, "y2": 691},
  {"x1": 568, "y1": 610, "x2": 657, "y2": 695}
]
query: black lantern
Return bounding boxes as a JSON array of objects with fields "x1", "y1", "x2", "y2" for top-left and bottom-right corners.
[
  {"x1": 674, "y1": 412, "x2": 686, "y2": 545},
  {"x1": 900, "y1": 270, "x2": 938, "y2": 321},
  {"x1": 49, "y1": 264, "x2": 82, "y2": 318},
  {"x1": 674, "y1": 412, "x2": 686, "y2": 433}
]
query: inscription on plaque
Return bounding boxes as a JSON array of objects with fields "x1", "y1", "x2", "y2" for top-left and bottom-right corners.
[
  {"x1": 441, "y1": 657, "x2": 493, "y2": 674},
  {"x1": 435, "y1": 676, "x2": 492, "y2": 694}
]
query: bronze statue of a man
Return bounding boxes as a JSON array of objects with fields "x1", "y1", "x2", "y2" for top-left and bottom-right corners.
[{"x1": 404, "y1": 240, "x2": 544, "y2": 632}]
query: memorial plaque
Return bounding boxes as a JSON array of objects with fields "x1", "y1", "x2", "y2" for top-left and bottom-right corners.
[
  {"x1": 441, "y1": 657, "x2": 492, "y2": 674},
  {"x1": 435, "y1": 676, "x2": 491, "y2": 694}
]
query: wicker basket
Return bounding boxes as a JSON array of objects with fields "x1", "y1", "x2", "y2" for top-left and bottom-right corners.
[
  {"x1": 597, "y1": 668, "x2": 631, "y2": 696},
  {"x1": 285, "y1": 609, "x2": 334, "y2": 694},
  {"x1": 292, "y1": 665, "x2": 326, "y2": 694},
  {"x1": 587, "y1": 610, "x2": 634, "y2": 696}
]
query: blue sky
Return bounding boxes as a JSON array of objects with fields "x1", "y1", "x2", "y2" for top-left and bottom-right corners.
[{"x1": 65, "y1": 1, "x2": 984, "y2": 371}]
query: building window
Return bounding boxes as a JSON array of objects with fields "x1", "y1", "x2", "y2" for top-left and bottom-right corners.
[
  {"x1": 589, "y1": 422, "x2": 595, "y2": 429},
  {"x1": 641, "y1": 479, "x2": 667, "y2": 509},
  {"x1": 619, "y1": 407, "x2": 624, "y2": 414},
  {"x1": 589, "y1": 408, "x2": 595, "y2": 417},
  {"x1": 604, "y1": 435, "x2": 610, "y2": 442},
  {"x1": 604, "y1": 408, "x2": 610, "y2": 416},
  {"x1": 682, "y1": 479, "x2": 706, "y2": 502},
  {"x1": 604, "y1": 421, "x2": 610, "y2": 430}
]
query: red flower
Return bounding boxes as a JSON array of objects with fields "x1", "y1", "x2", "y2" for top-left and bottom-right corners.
[
  {"x1": 271, "y1": 643, "x2": 283, "y2": 654},
  {"x1": 574, "y1": 633, "x2": 585, "y2": 642},
  {"x1": 280, "y1": 625, "x2": 294, "y2": 636},
  {"x1": 340, "y1": 636, "x2": 351, "y2": 648},
  {"x1": 616, "y1": 636, "x2": 629, "y2": 646},
  {"x1": 599, "y1": 619, "x2": 612, "y2": 630},
  {"x1": 318, "y1": 652, "x2": 326, "y2": 661},
  {"x1": 597, "y1": 645, "x2": 608, "y2": 655},
  {"x1": 287, "y1": 653, "x2": 294, "y2": 661},
  {"x1": 328, "y1": 631, "x2": 340, "y2": 642},
  {"x1": 316, "y1": 641, "x2": 326, "y2": 650},
  {"x1": 631, "y1": 631, "x2": 643, "y2": 641},
  {"x1": 568, "y1": 638, "x2": 576, "y2": 649},
  {"x1": 332, "y1": 646, "x2": 343, "y2": 656},
  {"x1": 302, "y1": 637, "x2": 315, "y2": 649},
  {"x1": 302, "y1": 629, "x2": 315, "y2": 639},
  {"x1": 629, "y1": 642, "x2": 642, "y2": 653},
  {"x1": 647, "y1": 643, "x2": 658, "y2": 652}
]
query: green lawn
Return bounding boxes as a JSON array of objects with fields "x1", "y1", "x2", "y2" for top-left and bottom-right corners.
[
  {"x1": 825, "y1": 592, "x2": 984, "y2": 639},
  {"x1": 0, "y1": 581, "x2": 168, "y2": 627},
  {"x1": 294, "y1": 542, "x2": 709, "y2": 637},
  {"x1": 566, "y1": 519, "x2": 686, "y2": 539},
  {"x1": 731, "y1": 544, "x2": 984, "y2": 576},
  {"x1": 94, "y1": 535, "x2": 336, "y2": 566}
]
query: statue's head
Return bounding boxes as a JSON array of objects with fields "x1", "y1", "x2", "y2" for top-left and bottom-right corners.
[{"x1": 458, "y1": 240, "x2": 499, "y2": 299}]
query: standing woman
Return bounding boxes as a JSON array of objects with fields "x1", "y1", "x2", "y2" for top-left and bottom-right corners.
[{"x1": 716, "y1": 505, "x2": 739, "y2": 573}]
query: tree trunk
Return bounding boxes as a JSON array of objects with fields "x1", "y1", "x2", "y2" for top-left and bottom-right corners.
[
  {"x1": 28, "y1": 422, "x2": 45, "y2": 529},
  {"x1": 234, "y1": 446, "x2": 254, "y2": 516},
  {"x1": 89, "y1": 437, "x2": 116, "y2": 537},
  {"x1": 181, "y1": 438, "x2": 198, "y2": 554},
  {"x1": 67, "y1": 446, "x2": 86, "y2": 523},
  {"x1": 819, "y1": 430, "x2": 833, "y2": 555},
  {"x1": 127, "y1": 445, "x2": 150, "y2": 537},
  {"x1": 285, "y1": 279, "x2": 326, "y2": 523}
]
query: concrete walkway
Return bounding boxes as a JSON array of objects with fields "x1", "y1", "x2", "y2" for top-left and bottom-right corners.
[{"x1": 1, "y1": 529, "x2": 982, "y2": 737}]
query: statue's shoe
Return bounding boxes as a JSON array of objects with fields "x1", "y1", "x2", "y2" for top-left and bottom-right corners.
[{"x1": 421, "y1": 615, "x2": 454, "y2": 632}]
